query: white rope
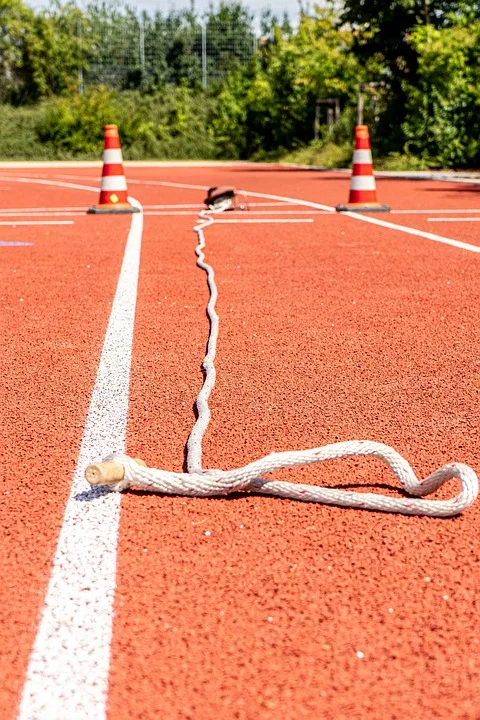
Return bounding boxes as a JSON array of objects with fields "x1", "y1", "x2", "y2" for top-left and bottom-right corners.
[
  {"x1": 93, "y1": 210, "x2": 479, "y2": 516},
  {"x1": 185, "y1": 212, "x2": 218, "y2": 473}
]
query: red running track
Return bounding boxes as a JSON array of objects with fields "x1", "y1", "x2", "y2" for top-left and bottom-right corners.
[{"x1": 0, "y1": 165, "x2": 479, "y2": 720}]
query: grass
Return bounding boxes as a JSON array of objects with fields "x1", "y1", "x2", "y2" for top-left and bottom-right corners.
[
  {"x1": 281, "y1": 141, "x2": 352, "y2": 168},
  {"x1": 281, "y1": 140, "x2": 436, "y2": 171}
]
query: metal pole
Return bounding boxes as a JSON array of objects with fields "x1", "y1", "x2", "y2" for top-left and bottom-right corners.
[
  {"x1": 139, "y1": 17, "x2": 145, "y2": 70},
  {"x1": 201, "y1": 24, "x2": 207, "y2": 89},
  {"x1": 314, "y1": 99, "x2": 320, "y2": 141},
  {"x1": 78, "y1": 18, "x2": 83, "y2": 95},
  {"x1": 357, "y1": 86, "x2": 364, "y2": 126},
  {"x1": 327, "y1": 106, "x2": 334, "y2": 133}
]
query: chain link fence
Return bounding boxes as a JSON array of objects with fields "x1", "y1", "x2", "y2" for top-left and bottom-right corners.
[{"x1": 81, "y1": 17, "x2": 257, "y2": 91}]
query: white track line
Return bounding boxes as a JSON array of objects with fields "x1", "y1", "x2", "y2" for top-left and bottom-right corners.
[
  {"x1": 0, "y1": 175, "x2": 98, "y2": 193},
  {"x1": 17, "y1": 198, "x2": 143, "y2": 720},
  {"x1": 0, "y1": 206, "x2": 87, "y2": 212},
  {"x1": 0, "y1": 220, "x2": 74, "y2": 226},
  {"x1": 0, "y1": 241, "x2": 33, "y2": 246},
  {"x1": 428, "y1": 217, "x2": 480, "y2": 222},
  {"x1": 144, "y1": 203, "x2": 203, "y2": 209},
  {"x1": 0, "y1": 212, "x2": 85, "y2": 217},
  {"x1": 344, "y1": 212, "x2": 480, "y2": 253},
  {"x1": 213, "y1": 218, "x2": 314, "y2": 224},
  {"x1": 226, "y1": 209, "x2": 327, "y2": 215},
  {"x1": 143, "y1": 211, "x2": 322, "y2": 217},
  {"x1": 156, "y1": 181, "x2": 480, "y2": 254},
  {"x1": 8, "y1": 174, "x2": 477, "y2": 255},
  {"x1": 392, "y1": 209, "x2": 480, "y2": 215}
]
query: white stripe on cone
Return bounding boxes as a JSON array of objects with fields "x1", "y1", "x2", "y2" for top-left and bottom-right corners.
[
  {"x1": 100, "y1": 175, "x2": 128, "y2": 192},
  {"x1": 353, "y1": 149, "x2": 373, "y2": 165},
  {"x1": 103, "y1": 149, "x2": 124, "y2": 165},
  {"x1": 350, "y1": 175, "x2": 377, "y2": 191}
]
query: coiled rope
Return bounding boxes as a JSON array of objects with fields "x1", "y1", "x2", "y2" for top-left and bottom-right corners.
[{"x1": 88, "y1": 210, "x2": 478, "y2": 516}]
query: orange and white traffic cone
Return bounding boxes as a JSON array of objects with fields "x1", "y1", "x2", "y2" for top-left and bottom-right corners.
[
  {"x1": 336, "y1": 125, "x2": 390, "y2": 213},
  {"x1": 87, "y1": 124, "x2": 139, "y2": 214}
]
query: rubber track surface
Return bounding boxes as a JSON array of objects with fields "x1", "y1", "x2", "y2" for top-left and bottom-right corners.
[
  {"x1": 0, "y1": 195, "x2": 131, "y2": 717},
  {"x1": 0, "y1": 167, "x2": 479, "y2": 720}
]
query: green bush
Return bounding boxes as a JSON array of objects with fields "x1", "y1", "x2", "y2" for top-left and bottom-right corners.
[
  {"x1": 0, "y1": 104, "x2": 52, "y2": 158},
  {"x1": 33, "y1": 86, "x2": 217, "y2": 159},
  {"x1": 401, "y1": 24, "x2": 480, "y2": 169},
  {"x1": 36, "y1": 87, "x2": 116, "y2": 155}
]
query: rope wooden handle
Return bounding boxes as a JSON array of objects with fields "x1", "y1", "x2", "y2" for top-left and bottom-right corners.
[{"x1": 85, "y1": 458, "x2": 146, "y2": 486}]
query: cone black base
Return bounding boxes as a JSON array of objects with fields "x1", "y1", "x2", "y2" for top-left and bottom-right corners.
[
  {"x1": 87, "y1": 206, "x2": 140, "y2": 215},
  {"x1": 336, "y1": 203, "x2": 390, "y2": 213}
]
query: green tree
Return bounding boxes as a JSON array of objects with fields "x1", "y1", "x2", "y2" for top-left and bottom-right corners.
[
  {"x1": 210, "y1": 8, "x2": 361, "y2": 157},
  {"x1": 24, "y1": 1, "x2": 87, "y2": 98},
  {"x1": 402, "y1": 21, "x2": 480, "y2": 166},
  {"x1": 0, "y1": 0, "x2": 35, "y2": 102},
  {"x1": 0, "y1": 0, "x2": 89, "y2": 102}
]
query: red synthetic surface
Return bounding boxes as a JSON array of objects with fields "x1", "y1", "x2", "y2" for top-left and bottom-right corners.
[
  {"x1": 0, "y1": 166, "x2": 479, "y2": 720},
  {"x1": 0, "y1": 203, "x2": 131, "y2": 717}
]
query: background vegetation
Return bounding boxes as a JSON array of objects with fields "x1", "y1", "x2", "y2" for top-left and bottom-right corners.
[{"x1": 1, "y1": 0, "x2": 479, "y2": 168}]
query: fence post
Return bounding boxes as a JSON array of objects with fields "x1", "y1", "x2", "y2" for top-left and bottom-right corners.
[
  {"x1": 201, "y1": 24, "x2": 207, "y2": 89},
  {"x1": 139, "y1": 16, "x2": 145, "y2": 71},
  {"x1": 357, "y1": 86, "x2": 364, "y2": 126},
  {"x1": 314, "y1": 99, "x2": 320, "y2": 140},
  {"x1": 78, "y1": 18, "x2": 84, "y2": 95}
]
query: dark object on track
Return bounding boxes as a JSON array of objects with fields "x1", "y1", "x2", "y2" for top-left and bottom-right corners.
[{"x1": 204, "y1": 186, "x2": 237, "y2": 211}]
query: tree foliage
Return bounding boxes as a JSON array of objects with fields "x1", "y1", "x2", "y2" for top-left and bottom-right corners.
[
  {"x1": 211, "y1": 9, "x2": 362, "y2": 157},
  {"x1": 402, "y1": 21, "x2": 480, "y2": 166},
  {"x1": 0, "y1": 0, "x2": 480, "y2": 166}
]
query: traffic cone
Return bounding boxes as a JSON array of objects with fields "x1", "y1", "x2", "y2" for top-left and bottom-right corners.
[
  {"x1": 336, "y1": 125, "x2": 390, "y2": 213},
  {"x1": 87, "y1": 124, "x2": 139, "y2": 214}
]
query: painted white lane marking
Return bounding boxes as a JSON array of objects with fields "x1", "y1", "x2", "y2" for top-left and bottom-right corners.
[
  {"x1": 212, "y1": 218, "x2": 314, "y2": 224},
  {"x1": 226, "y1": 209, "x2": 328, "y2": 215},
  {"x1": 0, "y1": 212, "x2": 85, "y2": 217},
  {"x1": 0, "y1": 240, "x2": 33, "y2": 246},
  {"x1": 428, "y1": 217, "x2": 480, "y2": 222},
  {"x1": 17, "y1": 197, "x2": 143, "y2": 720},
  {"x1": 392, "y1": 209, "x2": 480, "y2": 214},
  {"x1": 144, "y1": 211, "x2": 204, "y2": 216},
  {"x1": 145, "y1": 203, "x2": 203, "y2": 209},
  {"x1": 138, "y1": 179, "x2": 207, "y2": 190},
  {"x1": 343, "y1": 211, "x2": 480, "y2": 254},
  {"x1": 154, "y1": 181, "x2": 480, "y2": 253},
  {"x1": 236, "y1": 189, "x2": 480, "y2": 255},
  {"x1": 3, "y1": 173, "x2": 479, "y2": 258},
  {"x1": 157, "y1": 181, "x2": 335, "y2": 213},
  {"x1": 247, "y1": 201, "x2": 300, "y2": 207},
  {"x1": 143, "y1": 210, "x2": 326, "y2": 217},
  {"x1": 0, "y1": 206, "x2": 87, "y2": 212},
  {"x1": 0, "y1": 175, "x2": 98, "y2": 193},
  {"x1": 0, "y1": 220, "x2": 74, "y2": 226},
  {"x1": 0, "y1": 202, "x2": 298, "y2": 216}
]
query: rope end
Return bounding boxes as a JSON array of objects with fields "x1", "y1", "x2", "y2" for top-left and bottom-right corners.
[
  {"x1": 85, "y1": 457, "x2": 147, "y2": 487},
  {"x1": 85, "y1": 461, "x2": 125, "y2": 486}
]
